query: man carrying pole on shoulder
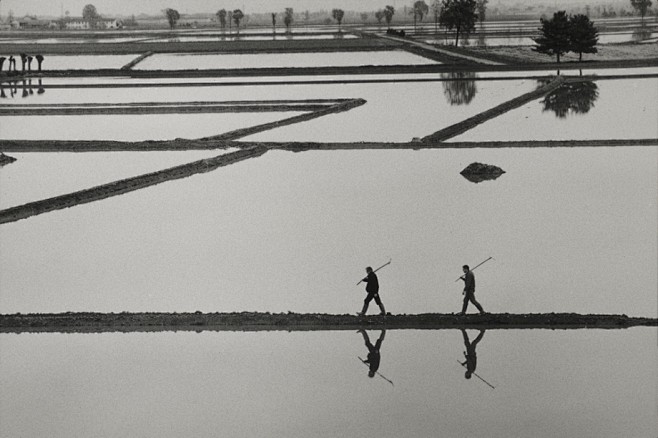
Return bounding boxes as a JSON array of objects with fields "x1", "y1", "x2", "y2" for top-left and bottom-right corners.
[
  {"x1": 459, "y1": 264, "x2": 486, "y2": 315},
  {"x1": 358, "y1": 266, "x2": 387, "y2": 316}
]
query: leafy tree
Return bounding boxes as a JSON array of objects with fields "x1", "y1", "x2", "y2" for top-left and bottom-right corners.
[
  {"x1": 412, "y1": 1, "x2": 429, "y2": 31},
  {"x1": 82, "y1": 4, "x2": 100, "y2": 28},
  {"x1": 216, "y1": 9, "x2": 227, "y2": 28},
  {"x1": 232, "y1": 9, "x2": 244, "y2": 33},
  {"x1": 272, "y1": 13, "x2": 277, "y2": 31},
  {"x1": 375, "y1": 10, "x2": 385, "y2": 24},
  {"x1": 164, "y1": 8, "x2": 180, "y2": 29},
  {"x1": 383, "y1": 5, "x2": 395, "y2": 25},
  {"x1": 332, "y1": 9, "x2": 345, "y2": 28},
  {"x1": 476, "y1": 0, "x2": 488, "y2": 28},
  {"x1": 569, "y1": 14, "x2": 598, "y2": 61},
  {"x1": 414, "y1": 1, "x2": 430, "y2": 21},
  {"x1": 533, "y1": 10, "x2": 570, "y2": 63},
  {"x1": 82, "y1": 4, "x2": 99, "y2": 20},
  {"x1": 630, "y1": 0, "x2": 652, "y2": 23},
  {"x1": 284, "y1": 8, "x2": 294, "y2": 31},
  {"x1": 439, "y1": 0, "x2": 478, "y2": 45},
  {"x1": 361, "y1": 12, "x2": 369, "y2": 22}
]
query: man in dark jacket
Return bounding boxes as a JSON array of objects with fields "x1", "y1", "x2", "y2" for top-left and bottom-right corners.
[
  {"x1": 358, "y1": 266, "x2": 386, "y2": 316},
  {"x1": 359, "y1": 329, "x2": 386, "y2": 378},
  {"x1": 461, "y1": 329, "x2": 485, "y2": 379},
  {"x1": 459, "y1": 265, "x2": 485, "y2": 315}
]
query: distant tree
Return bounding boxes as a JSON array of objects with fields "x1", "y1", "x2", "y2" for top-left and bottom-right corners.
[
  {"x1": 82, "y1": 4, "x2": 99, "y2": 20},
  {"x1": 164, "y1": 8, "x2": 180, "y2": 29},
  {"x1": 82, "y1": 4, "x2": 100, "y2": 28},
  {"x1": 630, "y1": 0, "x2": 652, "y2": 23},
  {"x1": 284, "y1": 8, "x2": 294, "y2": 31},
  {"x1": 569, "y1": 14, "x2": 599, "y2": 61},
  {"x1": 476, "y1": 0, "x2": 488, "y2": 28},
  {"x1": 217, "y1": 9, "x2": 227, "y2": 29},
  {"x1": 232, "y1": 9, "x2": 244, "y2": 33},
  {"x1": 361, "y1": 12, "x2": 369, "y2": 23},
  {"x1": 533, "y1": 10, "x2": 570, "y2": 63},
  {"x1": 375, "y1": 10, "x2": 385, "y2": 24},
  {"x1": 332, "y1": 9, "x2": 345, "y2": 29},
  {"x1": 431, "y1": 0, "x2": 442, "y2": 33},
  {"x1": 439, "y1": 0, "x2": 478, "y2": 45},
  {"x1": 271, "y1": 13, "x2": 277, "y2": 31},
  {"x1": 383, "y1": 5, "x2": 395, "y2": 26},
  {"x1": 414, "y1": 1, "x2": 430, "y2": 21}
]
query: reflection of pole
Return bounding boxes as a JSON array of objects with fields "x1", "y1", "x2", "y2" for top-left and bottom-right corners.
[
  {"x1": 359, "y1": 357, "x2": 394, "y2": 386},
  {"x1": 457, "y1": 360, "x2": 495, "y2": 389}
]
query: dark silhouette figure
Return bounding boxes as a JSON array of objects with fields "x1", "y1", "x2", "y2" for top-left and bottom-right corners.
[
  {"x1": 538, "y1": 79, "x2": 599, "y2": 118},
  {"x1": 27, "y1": 56, "x2": 33, "y2": 71},
  {"x1": 460, "y1": 329, "x2": 485, "y2": 379},
  {"x1": 0, "y1": 83, "x2": 6, "y2": 98},
  {"x1": 459, "y1": 265, "x2": 485, "y2": 315},
  {"x1": 359, "y1": 329, "x2": 386, "y2": 378},
  {"x1": 37, "y1": 78, "x2": 45, "y2": 94},
  {"x1": 441, "y1": 72, "x2": 478, "y2": 105},
  {"x1": 9, "y1": 56, "x2": 16, "y2": 72},
  {"x1": 0, "y1": 57, "x2": 6, "y2": 73},
  {"x1": 21, "y1": 80, "x2": 29, "y2": 98},
  {"x1": 20, "y1": 54, "x2": 27, "y2": 72},
  {"x1": 36, "y1": 54, "x2": 44, "y2": 71},
  {"x1": 358, "y1": 266, "x2": 386, "y2": 316}
]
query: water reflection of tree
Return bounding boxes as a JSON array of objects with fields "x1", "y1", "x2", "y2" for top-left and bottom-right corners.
[
  {"x1": 538, "y1": 79, "x2": 599, "y2": 118},
  {"x1": 441, "y1": 72, "x2": 478, "y2": 105},
  {"x1": 632, "y1": 26, "x2": 652, "y2": 42}
]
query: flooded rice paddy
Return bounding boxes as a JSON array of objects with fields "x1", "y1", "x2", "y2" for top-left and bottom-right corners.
[
  {"x1": 1, "y1": 328, "x2": 655, "y2": 438},
  {"x1": 1, "y1": 34, "x2": 657, "y2": 438}
]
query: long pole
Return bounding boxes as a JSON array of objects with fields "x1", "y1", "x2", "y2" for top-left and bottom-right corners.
[
  {"x1": 357, "y1": 258, "x2": 391, "y2": 285},
  {"x1": 455, "y1": 256, "x2": 493, "y2": 282},
  {"x1": 359, "y1": 357, "x2": 394, "y2": 386},
  {"x1": 457, "y1": 360, "x2": 495, "y2": 389}
]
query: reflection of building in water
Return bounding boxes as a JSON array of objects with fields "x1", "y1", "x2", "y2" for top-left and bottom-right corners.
[
  {"x1": 538, "y1": 79, "x2": 599, "y2": 118},
  {"x1": 441, "y1": 72, "x2": 478, "y2": 105}
]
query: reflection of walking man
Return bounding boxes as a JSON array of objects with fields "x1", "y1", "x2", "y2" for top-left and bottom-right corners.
[
  {"x1": 461, "y1": 329, "x2": 485, "y2": 379},
  {"x1": 459, "y1": 265, "x2": 485, "y2": 315},
  {"x1": 358, "y1": 266, "x2": 386, "y2": 316},
  {"x1": 359, "y1": 329, "x2": 386, "y2": 378}
]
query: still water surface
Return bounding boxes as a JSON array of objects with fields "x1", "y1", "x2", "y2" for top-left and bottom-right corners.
[
  {"x1": 0, "y1": 328, "x2": 655, "y2": 437},
  {"x1": 0, "y1": 147, "x2": 655, "y2": 316}
]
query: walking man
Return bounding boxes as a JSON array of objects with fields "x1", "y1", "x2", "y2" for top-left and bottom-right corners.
[
  {"x1": 358, "y1": 266, "x2": 386, "y2": 316},
  {"x1": 459, "y1": 264, "x2": 485, "y2": 315}
]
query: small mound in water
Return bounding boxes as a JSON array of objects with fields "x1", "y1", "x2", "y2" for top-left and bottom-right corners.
[
  {"x1": 0, "y1": 152, "x2": 17, "y2": 167},
  {"x1": 460, "y1": 162, "x2": 505, "y2": 183}
]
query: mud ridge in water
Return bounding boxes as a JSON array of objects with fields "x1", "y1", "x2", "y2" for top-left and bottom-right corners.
[
  {"x1": 0, "y1": 312, "x2": 655, "y2": 334},
  {"x1": 0, "y1": 146, "x2": 267, "y2": 224}
]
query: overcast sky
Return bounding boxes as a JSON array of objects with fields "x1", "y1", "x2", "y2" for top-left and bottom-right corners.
[{"x1": 3, "y1": 0, "x2": 601, "y2": 18}]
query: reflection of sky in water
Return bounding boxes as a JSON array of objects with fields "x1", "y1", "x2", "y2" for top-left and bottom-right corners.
[
  {"x1": 0, "y1": 147, "x2": 655, "y2": 317},
  {"x1": 134, "y1": 51, "x2": 440, "y2": 70},
  {"x1": 450, "y1": 78, "x2": 658, "y2": 141},
  {"x1": 30, "y1": 54, "x2": 141, "y2": 70},
  {"x1": 1, "y1": 329, "x2": 655, "y2": 438}
]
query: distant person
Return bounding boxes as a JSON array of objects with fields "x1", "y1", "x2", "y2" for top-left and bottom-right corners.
[
  {"x1": 359, "y1": 329, "x2": 386, "y2": 378},
  {"x1": 461, "y1": 329, "x2": 485, "y2": 379},
  {"x1": 358, "y1": 266, "x2": 386, "y2": 316},
  {"x1": 458, "y1": 265, "x2": 485, "y2": 315}
]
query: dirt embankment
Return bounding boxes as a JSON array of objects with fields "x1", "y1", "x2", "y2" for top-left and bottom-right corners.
[{"x1": 0, "y1": 311, "x2": 655, "y2": 333}]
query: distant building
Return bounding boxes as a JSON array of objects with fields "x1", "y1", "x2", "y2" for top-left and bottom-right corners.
[
  {"x1": 15, "y1": 16, "x2": 51, "y2": 29},
  {"x1": 62, "y1": 18, "x2": 124, "y2": 30}
]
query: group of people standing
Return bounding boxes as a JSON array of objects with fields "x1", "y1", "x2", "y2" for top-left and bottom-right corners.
[{"x1": 358, "y1": 264, "x2": 487, "y2": 316}]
